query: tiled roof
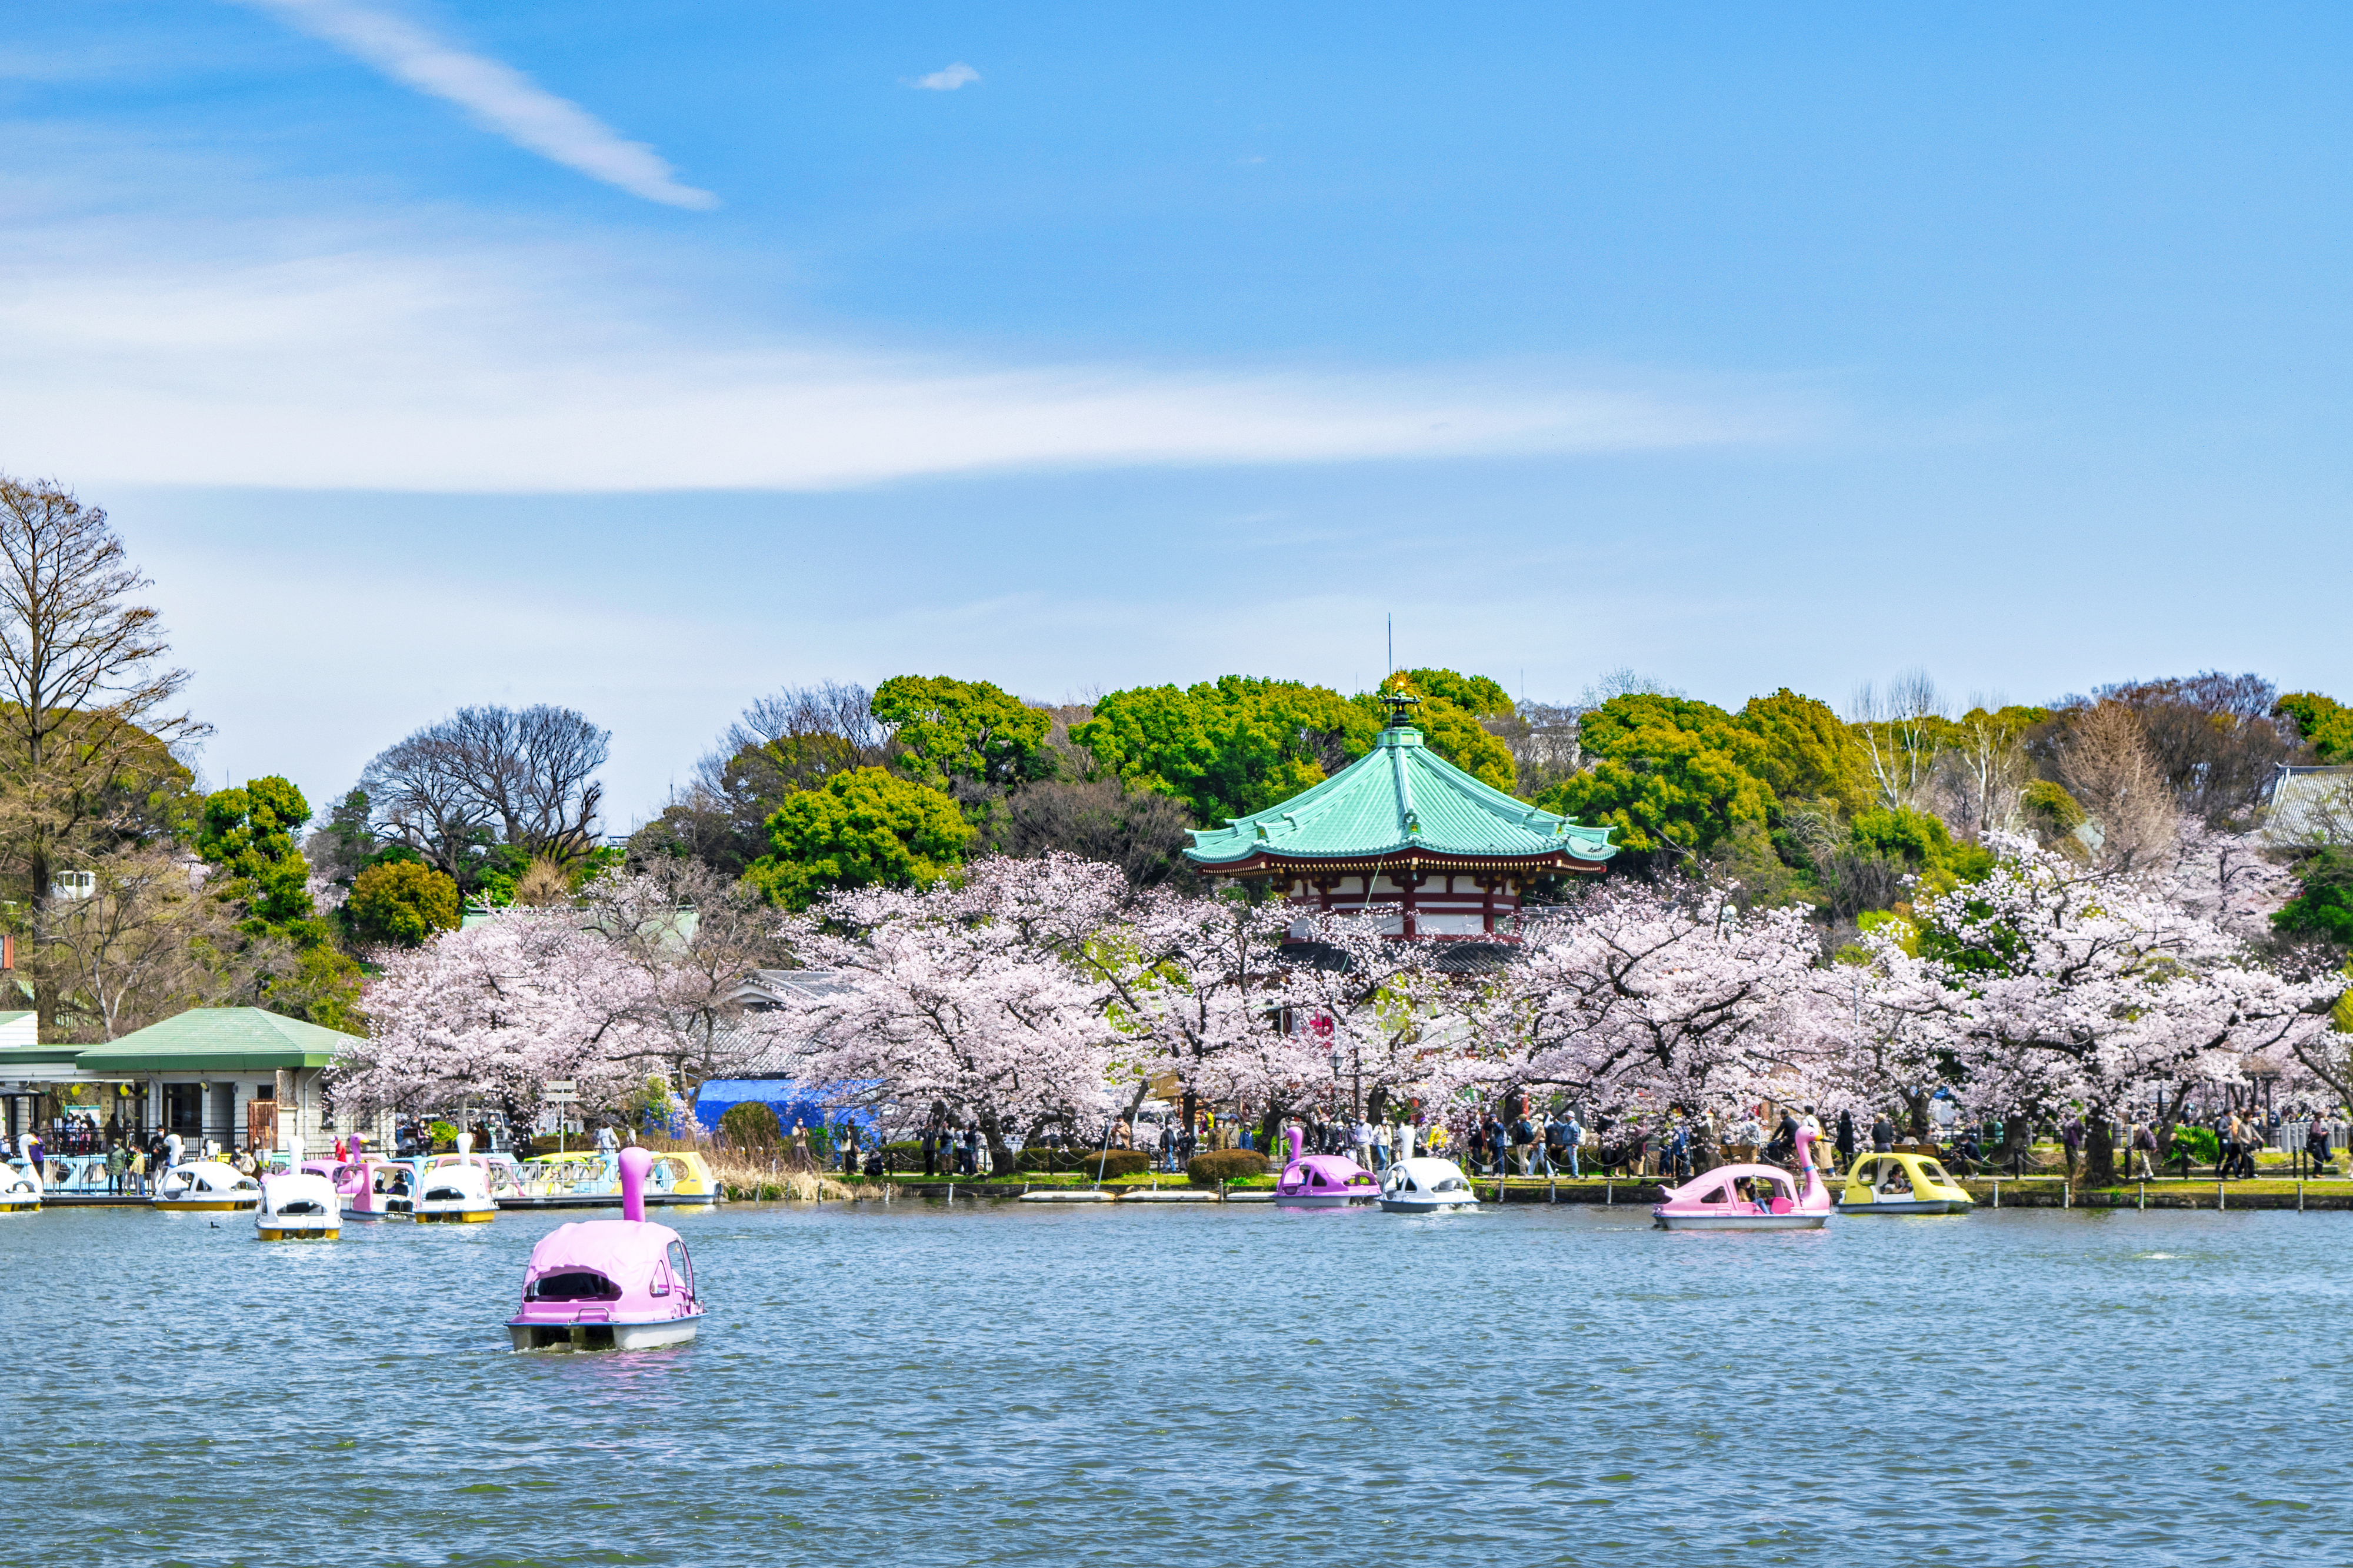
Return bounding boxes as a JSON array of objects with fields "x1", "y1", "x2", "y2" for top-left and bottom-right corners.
[{"x1": 1184, "y1": 720, "x2": 1616, "y2": 869}]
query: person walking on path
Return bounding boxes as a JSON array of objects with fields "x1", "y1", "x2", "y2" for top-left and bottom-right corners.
[
  {"x1": 1836, "y1": 1109, "x2": 1858, "y2": 1175},
  {"x1": 1869, "y1": 1113, "x2": 1895, "y2": 1155},
  {"x1": 2062, "y1": 1116, "x2": 2084, "y2": 1180},
  {"x1": 2306, "y1": 1117, "x2": 2331, "y2": 1174},
  {"x1": 2129, "y1": 1122, "x2": 2159, "y2": 1179}
]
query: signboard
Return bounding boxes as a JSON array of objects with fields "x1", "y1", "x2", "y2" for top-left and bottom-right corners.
[{"x1": 542, "y1": 1080, "x2": 578, "y2": 1105}]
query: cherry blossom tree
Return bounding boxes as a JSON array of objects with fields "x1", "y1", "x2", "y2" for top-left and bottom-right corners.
[
  {"x1": 1478, "y1": 882, "x2": 1834, "y2": 1126},
  {"x1": 1277, "y1": 912, "x2": 1467, "y2": 1130},
  {"x1": 1856, "y1": 832, "x2": 2340, "y2": 1185},
  {"x1": 1070, "y1": 885, "x2": 1302, "y2": 1129},
  {"x1": 576, "y1": 860, "x2": 797, "y2": 1123},
  {"x1": 775, "y1": 854, "x2": 1125, "y2": 1170},
  {"x1": 335, "y1": 907, "x2": 654, "y2": 1122}
]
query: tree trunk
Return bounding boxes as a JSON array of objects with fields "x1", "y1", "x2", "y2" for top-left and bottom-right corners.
[
  {"x1": 977, "y1": 1107, "x2": 1015, "y2": 1180},
  {"x1": 1902, "y1": 1087, "x2": 1934, "y2": 1141},
  {"x1": 1995, "y1": 1115, "x2": 2035, "y2": 1171},
  {"x1": 2081, "y1": 1110, "x2": 2118, "y2": 1190}
]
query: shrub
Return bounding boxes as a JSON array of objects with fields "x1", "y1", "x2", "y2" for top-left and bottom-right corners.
[
  {"x1": 718, "y1": 1102, "x2": 781, "y2": 1150},
  {"x1": 1187, "y1": 1150, "x2": 1268, "y2": 1187},
  {"x1": 2169, "y1": 1125, "x2": 2220, "y2": 1166},
  {"x1": 1015, "y1": 1146, "x2": 1149, "y2": 1178}
]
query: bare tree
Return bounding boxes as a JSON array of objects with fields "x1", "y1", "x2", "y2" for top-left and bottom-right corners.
[
  {"x1": 1581, "y1": 667, "x2": 1685, "y2": 706},
  {"x1": 639, "y1": 682, "x2": 895, "y2": 876},
  {"x1": 2055, "y1": 702, "x2": 2174, "y2": 869},
  {"x1": 33, "y1": 850, "x2": 242, "y2": 1040},
  {"x1": 1851, "y1": 669, "x2": 1945, "y2": 810},
  {"x1": 0, "y1": 476, "x2": 207, "y2": 913},
  {"x1": 358, "y1": 704, "x2": 609, "y2": 876},
  {"x1": 2089, "y1": 672, "x2": 2294, "y2": 825},
  {"x1": 697, "y1": 680, "x2": 889, "y2": 795},
  {"x1": 1488, "y1": 700, "x2": 1585, "y2": 797},
  {"x1": 579, "y1": 858, "x2": 797, "y2": 1115},
  {"x1": 1939, "y1": 702, "x2": 2036, "y2": 840}
]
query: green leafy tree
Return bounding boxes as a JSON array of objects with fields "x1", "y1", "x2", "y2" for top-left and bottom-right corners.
[
  {"x1": 745, "y1": 766, "x2": 973, "y2": 910},
  {"x1": 872, "y1": 676, "x2": 1052, "y2": 789},
  {"x1": 197, "y1": 774, "x2": 364, "y2": 1027},
  {"x1": 1394, "y1": 667, "x2": 1514, "y2": 717},
  {"x1": 1074, "y1": 676, "x2": 1379, "y2": 823},
  {"x1": 2275, "y1": 850, "x2": 2353, "y2": 946},
  {"x1": 1845, "y1": 805, "x2": 1993, "y2": 892},
  {"x1": 2020, "y1": 780, "x2": 2087, "y2": 840},
  {"x1": 1739, "y1": 689, "x2": 1872, "y2": 812},
  {"x1": 198, "y1": 776, "x2": 320, "y2": 935},
  {"x1": 2276, "y1": 692, "x2": 2353, "y2": 763},
  {"x1": 346, "y1": 859, "x2": 462, "y2": 946},
  {"x1": 1537, "y1": 693, "x2": 1773, "y2": 860}
]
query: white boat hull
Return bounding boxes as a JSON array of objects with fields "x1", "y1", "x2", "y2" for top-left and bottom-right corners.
[
  {"x1": 1654, "y1": 1212, "x2": 1829, "y2": 1231},
  {"x1": 1274, "y1": 1192, "x2": 1377, "y2": 1207},
  {"x1": 508, "y1": 1314, "x2": 702, "y2": 1352},
  {"x1": 1378, "y1": 1195, "x2": 1477, "y2": 1213},
  {"x1": 414, "y1": 1206, "x2": 498, "y2": 1223}
]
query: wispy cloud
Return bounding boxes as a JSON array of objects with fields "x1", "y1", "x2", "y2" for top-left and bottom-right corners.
[
  {"x1": 910, "y1": 62, "x2": 979, "y2": 91},
  {"x1": 0, "y1": 231, "x2": 1819, "y2": 492},
  {"x1": 237, "y1": 0, "x2": 717, "y2": 209}
]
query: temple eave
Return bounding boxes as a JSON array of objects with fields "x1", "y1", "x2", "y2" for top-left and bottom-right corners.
[{"x1": 1188, "y1": 848, "x2": 1612, "y2": 878}]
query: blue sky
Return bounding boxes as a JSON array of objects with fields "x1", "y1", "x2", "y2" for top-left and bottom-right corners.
[{"x1": 5, "y1": 2, "x2": 2349, "y2": 823}]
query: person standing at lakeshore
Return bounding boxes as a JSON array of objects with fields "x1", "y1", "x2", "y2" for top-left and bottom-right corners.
[
  {"x1": 2061, "y1": 1116, "x2": 2084, "y2": 1180},
  {"x1": 1869, "y1": 1113, "x2": 1894, "y2": 1154},
  {"x1": 1836, "y1": 1110, "x2": 1858, "y2": 1173},
  {"x1": 2131, "y1": 1122, "x2": 2159, "y2": 1179}
]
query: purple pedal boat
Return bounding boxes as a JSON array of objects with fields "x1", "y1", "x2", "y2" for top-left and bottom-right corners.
[
  {"x1": 506, "y1": 1147, "x2": 706, "y2": 1351},
  {"x1": 1274, "y1": 1125, "x2": 1379, "y2": 1207}
]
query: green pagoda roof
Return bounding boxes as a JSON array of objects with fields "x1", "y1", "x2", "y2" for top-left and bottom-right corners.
[
  {"x1": 1184, "y1": 720, "x2": 1617, "y2": 873},
  {"x1": 71, "y1": 1007, "x2": 354, "y2": 1073}
]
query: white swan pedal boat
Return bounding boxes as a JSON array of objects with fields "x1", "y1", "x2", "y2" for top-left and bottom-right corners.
[
  {"x1": 0, "y1": 1160, "x2": 40, "y2": 1215},
  {"x1": 1378, "y1": 1156, "x2": 1478, "y2": 1213},
  {"x1": 255, "y1": 1170, "x2": 341, "y2": 1240},
  {"x1": 414, "y1": 1158, "x2": 498, "y2": 1224},
  {"x1": 154, "y1": 1161, "x2": 261, "y2": 1213}
]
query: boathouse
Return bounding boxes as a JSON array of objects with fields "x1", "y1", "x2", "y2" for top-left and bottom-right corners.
[
  {"x1": 0, "y1": 1007, "x2": 341, "y2": 1153},
  {"x1": 1182, "y1": 697, "x2": 1617, "y2": 942}
]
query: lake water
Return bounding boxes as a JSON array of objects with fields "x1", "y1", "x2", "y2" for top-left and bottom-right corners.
[{"x1": 14, "y1": 1197, "x2": 2348, "y2": 1566}]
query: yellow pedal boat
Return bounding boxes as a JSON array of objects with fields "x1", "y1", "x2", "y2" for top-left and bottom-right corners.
[{"x1": 1836, "y1": 1150, "x2": 1974, "y2": 1215}]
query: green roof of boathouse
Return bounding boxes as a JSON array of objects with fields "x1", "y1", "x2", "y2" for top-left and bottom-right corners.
[{"x1": 71, "y1": 1007, "x2": 353, "y2": 1073}]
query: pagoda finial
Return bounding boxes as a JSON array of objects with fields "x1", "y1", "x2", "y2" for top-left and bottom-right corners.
[{"x1": 1379, "y1": 690, "x2": 1422, "y2": 729}]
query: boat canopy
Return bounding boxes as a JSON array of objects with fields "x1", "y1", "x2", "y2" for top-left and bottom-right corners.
[{"x1": 524, "y1": 1218, "x2": 686, "y2": 1300}]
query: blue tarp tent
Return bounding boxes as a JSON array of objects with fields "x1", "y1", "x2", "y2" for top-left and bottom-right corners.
[{"x1": 694, "y1": 1079, "x2": 878, "y2": 1138}]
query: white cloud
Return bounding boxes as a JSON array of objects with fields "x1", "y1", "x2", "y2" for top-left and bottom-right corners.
[
  {"x1": 911, "y1": 62, "x2": 979, "y2": 91},
  {"x1": 0, "y1": 238, "x2": 1817, "y2": 493},
  {"x1": 238, "y1": 0, "x2": 717, "y2": 209}
]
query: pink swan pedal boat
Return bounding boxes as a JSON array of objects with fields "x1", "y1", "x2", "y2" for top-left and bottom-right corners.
[
  {"x1": 508, "y1": 1146, "x2": 705, "y2": 1352},
  {"x1": 1274, "y1": 1129, "x2": 1379, "y2": 1208},
  {"x1": 1652, "y1": 1126, "x2": 1834, "y2": 1232}
]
